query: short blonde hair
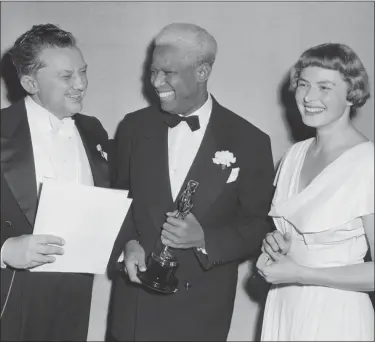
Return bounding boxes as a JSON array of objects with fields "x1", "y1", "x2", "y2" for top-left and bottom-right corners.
[{"x1": 155, "y1": 23, "x2": 217, "y2": 67}]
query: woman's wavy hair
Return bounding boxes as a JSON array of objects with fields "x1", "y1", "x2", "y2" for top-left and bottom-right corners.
[{"x1": 289, "y1": 43, "x2": 370, "y2": 109}]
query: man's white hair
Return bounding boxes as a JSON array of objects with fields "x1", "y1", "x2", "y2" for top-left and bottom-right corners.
[{"x1": 154, "y1": 23, "x2": 218, "y2": 66}]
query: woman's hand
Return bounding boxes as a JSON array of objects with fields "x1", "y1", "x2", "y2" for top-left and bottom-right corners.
[
  {"x1": 256, "y1": 252, "x2": 304, "y2": 285},
  {"x1": 262, "y1": 231, "x2": 292, "y2": 261}
]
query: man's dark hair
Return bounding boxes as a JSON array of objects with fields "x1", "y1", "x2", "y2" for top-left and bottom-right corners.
[{"x1": 9, "y1": 23, "x2": 76, "y2": 78}]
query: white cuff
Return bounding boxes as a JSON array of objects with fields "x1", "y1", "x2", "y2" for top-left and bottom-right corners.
[
  {"x1": 1, "y1": 240, "x2": 9, "y2": 269},
  {"x1": 196, "y1": 247, "x2": 207, "y2": 255},
  {"x1": 117, "y1": 252, "x2": 124, "y2": 263}
]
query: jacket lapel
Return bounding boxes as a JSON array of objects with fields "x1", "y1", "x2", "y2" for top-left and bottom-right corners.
[
  {"x1": 173, "y1": 98, "x2": 232, "y2": 220},
  {"x1": 73, "y1": 115, "x2": 110, "y2": 188},
  {"x1": 1, "y1": 100, "x2": 38, "y2": 227},
  {"x1": 137, "y1": 112, "x2": 174, "y2": 229}
]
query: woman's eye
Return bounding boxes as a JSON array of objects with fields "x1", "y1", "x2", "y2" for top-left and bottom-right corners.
[{"x1": 320, "y1": 86, "x2": 331, "y2": 91}]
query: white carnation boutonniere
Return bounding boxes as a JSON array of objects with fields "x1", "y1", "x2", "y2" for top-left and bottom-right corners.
[
  {"x1": 96, "y1": 144, "x2": 108, "y2": 161},
  {"x1": 213, "y1": 150, "x2": 236, "y2": 170}
]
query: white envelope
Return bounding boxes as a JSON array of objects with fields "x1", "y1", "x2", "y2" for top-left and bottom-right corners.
[{"x1": 227, "y1": 167, "x2": 240, "y2": 183}]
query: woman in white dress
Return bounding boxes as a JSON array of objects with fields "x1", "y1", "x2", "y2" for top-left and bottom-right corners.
[{"x1": 257, "y1": 43, "x2": 374, "y2": 341}]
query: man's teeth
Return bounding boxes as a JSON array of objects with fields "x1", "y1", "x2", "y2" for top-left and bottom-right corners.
[
  {"x1": 67, "y1": 94, "x2": 81, "y2": 99},
  {"x1": 159, "y1": 91, "x2": 174, "y2": 98},
  {"x1": 305, "y1": 107, "x2": 324, "y2": 113}
]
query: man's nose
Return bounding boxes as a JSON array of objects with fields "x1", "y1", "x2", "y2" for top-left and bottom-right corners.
[
  {"x1": 151, "y1": 71, "x2": 165, "y2": 88},
  {"x1": 72, "y1": 74, "x2": 86, "y2": 90}
]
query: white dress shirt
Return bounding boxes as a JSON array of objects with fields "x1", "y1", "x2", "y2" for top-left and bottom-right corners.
[
  {"x1": 1, "y1": 96, "x2": 94, "y2": 267},
  {"x1": 168, "y1": 94, "x2": 212, "y2": 201},
  {"x1": 25, "y1": 96, "x2": 94, "y2": 193}
]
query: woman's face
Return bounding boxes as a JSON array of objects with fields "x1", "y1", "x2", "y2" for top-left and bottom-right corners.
[{"x1": 295, "y1": 66, "x2": 352, "y2": 128}]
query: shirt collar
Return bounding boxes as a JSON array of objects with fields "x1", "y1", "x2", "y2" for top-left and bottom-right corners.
[
  {"x1": 25, "y1": 95, "x2": 74, "y2": 133},
  {"x1": 179, "y1": 93, "x2": 212, "y2": 132}
]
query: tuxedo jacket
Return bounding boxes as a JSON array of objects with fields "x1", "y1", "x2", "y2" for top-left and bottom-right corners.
[
  {"x1": 0, "y1": 99, "x2": 110, "y2": 341},
  {"x1": 108, "y1": 96, "x2": 275, "y2": 341}
]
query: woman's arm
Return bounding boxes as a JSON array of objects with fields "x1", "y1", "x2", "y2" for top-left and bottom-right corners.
[
  {"x1": 298, "y1": 214, "x2": 374, "y2": 292},
  {"x1": 257, "y1": 214, "x2": 374, "y2": 292}
]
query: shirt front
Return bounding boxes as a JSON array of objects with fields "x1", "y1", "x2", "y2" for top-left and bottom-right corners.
[
  {"x1": 168, "y1": 94, "x2": 213, "y2": 201},
  {"x1": 25, "y1": 96, "x2": 94, "y2": 194}
]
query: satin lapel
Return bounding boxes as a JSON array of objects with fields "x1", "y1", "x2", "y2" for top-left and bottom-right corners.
[
  {"x1": 1, "y1": 101, "x2": 38, "y2": 227},
  {"x1": 74, "y1": 116, "x2": 109, "y2": 188},
  {"x1": 138, "y1": 118, "x2": 174, "y2": 230},
  {"x1": 173, "y1": 105, "x2": 231, "y2": 220}
]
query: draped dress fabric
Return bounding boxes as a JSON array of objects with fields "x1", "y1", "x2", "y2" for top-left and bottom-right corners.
[{"x1": 261, "y1": 138, "x2": 374, "y2": 341}]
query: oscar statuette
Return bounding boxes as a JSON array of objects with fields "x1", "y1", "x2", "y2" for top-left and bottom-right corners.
[{"x1": 137, "y1": 180, "x2": 199, "y2": 294}]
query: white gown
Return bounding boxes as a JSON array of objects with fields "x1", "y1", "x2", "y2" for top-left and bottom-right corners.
[{"x1": 261, "y1": 138, "x2": 374, "y2": 341}]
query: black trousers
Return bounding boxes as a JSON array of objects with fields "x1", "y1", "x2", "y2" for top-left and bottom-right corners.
[{"x1": 1, "y1": 271, "x2": 93, "y2": 341}]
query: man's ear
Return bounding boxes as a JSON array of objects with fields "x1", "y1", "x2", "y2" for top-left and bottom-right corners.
[
  {"x1": 20, "y1": 75, "x2": 38, "y2": 95},
  {"x1": 196, "y1": 63, "x2": 212, "y2": 83}
]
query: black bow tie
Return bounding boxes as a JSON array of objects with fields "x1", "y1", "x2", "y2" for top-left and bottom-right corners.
[{"x1": 163, "y1": 113, "x2": 200, "y2": 132}]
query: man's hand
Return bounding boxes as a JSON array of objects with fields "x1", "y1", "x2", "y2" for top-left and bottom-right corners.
[
  {"x1": 124, "y1": 240, "x2": 146, "y2": 284},
  {"x1": 161, "y1": 211, "x2": 205, "y2": 249},
  {"x1": 262, "y1": 231, "x2": 292, "y2": 261},
  {"x1": 2, "y1": 234, "x2": 65, "y2": 269}
]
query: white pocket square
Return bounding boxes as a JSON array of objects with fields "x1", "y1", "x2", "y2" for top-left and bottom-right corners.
[{"x1": 227, "y1": 167, "x2": 240, "y2": 183}]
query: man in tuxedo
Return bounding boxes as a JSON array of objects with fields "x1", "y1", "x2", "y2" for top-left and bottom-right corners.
[
  {"x1": 1, "y1": 24, "x2": 110, "y2": 340},
  {"x1": 108, "y1": 23, "x2": 274, "y2": 341}
]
